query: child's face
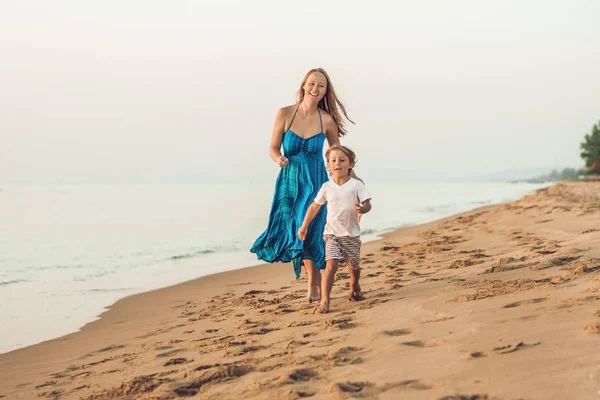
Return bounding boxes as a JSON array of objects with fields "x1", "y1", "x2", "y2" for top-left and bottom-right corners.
[{"x1": 327, "y1": 149, "x2": 353, "y2": 178}]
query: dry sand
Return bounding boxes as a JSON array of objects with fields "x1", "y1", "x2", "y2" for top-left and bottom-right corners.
[{"x1": 1, "y1": 182, "x2": 599, "y2": 400}]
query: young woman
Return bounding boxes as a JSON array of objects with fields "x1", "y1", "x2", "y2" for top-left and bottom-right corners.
[{"x1": 251, "y1": 68, "x2": 355, "y2": 303}]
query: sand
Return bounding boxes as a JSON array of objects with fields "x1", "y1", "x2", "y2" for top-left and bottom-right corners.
[{"x1": 1, "y1": 182, "x2": 599, "y2": 400}]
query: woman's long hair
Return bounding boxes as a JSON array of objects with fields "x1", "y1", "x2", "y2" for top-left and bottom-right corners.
[{"x1": 296, "y1": 68, "x2": 354, "y2": 137}]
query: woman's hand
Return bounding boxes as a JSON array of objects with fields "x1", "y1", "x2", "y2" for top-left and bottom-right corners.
[{"x1": 277, "y1": 155, "x2": 289, "y2": 167}]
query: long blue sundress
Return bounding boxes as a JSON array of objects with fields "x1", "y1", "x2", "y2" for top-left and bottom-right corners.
[{"x1": 251, "y1": 106, "x2": 328, "y2": 278}]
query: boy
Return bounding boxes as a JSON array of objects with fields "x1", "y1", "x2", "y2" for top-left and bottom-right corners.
[{"x1": 298, "y1": 145, "x2": 371, "y2": 313}]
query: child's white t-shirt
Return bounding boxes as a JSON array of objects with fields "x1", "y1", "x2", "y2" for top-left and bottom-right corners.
[{"x1": 314, "y1": 177, "x2": 371, "y2": 237}]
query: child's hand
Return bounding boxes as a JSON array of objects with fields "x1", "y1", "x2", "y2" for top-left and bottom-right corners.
[
  {"x1": 298, "y1": 225, "x2": 307, "y2": 241},
  {"x1": 355, "y1": 204, "x2": 364, "y2": 222}
]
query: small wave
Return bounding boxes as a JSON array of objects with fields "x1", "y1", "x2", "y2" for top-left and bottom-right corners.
[
  {"x1": 420, "y1": 204, "x2": 455, "y2": 213},
  {"x1": 36, "y1": 264, "x2": 88, "y2": 271},
  {"x1": 169, "y1": 249, "x2": 216, "y2": 261},
  {"x1": 88, "y1": 288, "x2": 134, "y2": 293},
  {"x1": 469, "y1": 200, "x2": 491, "y2": 205},
  {"x1": 0, "y1": 279, "x2": 29, "y2": 286},
  {"x1": 361, "y1": 228, "x2": 378, "y2": 235}
]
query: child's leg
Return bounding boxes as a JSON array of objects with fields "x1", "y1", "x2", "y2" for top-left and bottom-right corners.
[
  {"x1": 347, "y1": 264, "x2": 361, "y2": 299},
  {"x1": 346, "y1": 237, "x2": 363, "y2": 300},
  {"x1": 319, "y1": 259, "x2": 339, "y2": 313},
  {"x1": 303, "y1": 259, "x2": 321, "y2": 302}
]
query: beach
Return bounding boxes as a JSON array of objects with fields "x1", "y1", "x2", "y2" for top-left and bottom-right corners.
[{"x1": 1, "y1": 181, "x2": 599, "y2": 399}]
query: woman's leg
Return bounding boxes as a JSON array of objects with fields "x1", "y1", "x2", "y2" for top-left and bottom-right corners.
[{"x1": 303, "y1": 259, "x2": 321, "y2": 302}]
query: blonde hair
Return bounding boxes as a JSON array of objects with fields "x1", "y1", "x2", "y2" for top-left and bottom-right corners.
[
  {"x1": 325, "y1": 145, "x2": 357, "y2": 176},
  {"x1": 297, "y1": 68, "x2": 354, "y2": 137}
]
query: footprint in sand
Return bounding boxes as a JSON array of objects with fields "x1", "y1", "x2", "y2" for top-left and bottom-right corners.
[
  {"x1": 323, "y1": 316, "x2": 356, "y2": 331},
  {"x1": 96, "y1": 344, "x2": 125, "y2": 352},
  {"x1": 174, "y1": 365, "x2": 253, "y2": 396},
  {"x1": 156, "y1": 349, "x2": 183, "y2": 358},
  {"x1": 502, "y1": 297, "x2": 548, "y2": 309},
  {"x1": 379, "y1": 379, "x2": 434, "y2": 391},
  {"x1": 163, "y1": 357, "x2": 192, "y2": 366},
  {"x1": 382, "y1": 328, "x2": 414, "y2": 336},
  {"x1": 248, "y1": 327, "x2": 279, "y2": 335},
  {"x1": 327, "y1": 346, "x2": 365, "y2": 366},
  {"x1": 286, "y1": 340, "x2": 311, "y2": 349},
  {"x1": 38, "y1": 389, "x2": 64, "y2": 399},
  {"x1": 35, "y1": 381, "x2": 57, "y2": 390},
  {"x1": 359, "y1": 298, "x2": 391, "y2": 309},
  {"x1": 492, "y1": 341, "x2": 541, "y2": 354},
  {"x1": 582, "y1": 324, "x2": 600, "y2": 334},
  {"x1": 311, "y1": 336, "x2": 346, "y2": 348},
  {"x1": 332, "y1": 381, "x2": 375, "y2": 394},
  {"x1": 401, "y1": 340, "x2": 442, "y2": 348},
  {"x1": 227, "y1": 345, "x2": 268, "y2": 357},
  {"x1": 380, "y1": 245, "x2": 401, "y2": 252},
  {"x1": 283, "y1": 389, "x2": 317, "y2": 398},
  {"x1": 469, "y1": 351, "x2": 487, "y2": 358},
  {"x1": 288, "y1": 368, "x2": 319, "y2": 382},
  {"x1": 274, "y1": 304, "x2": 297, "y2": 315},
  {"x1": 483, "y1": 265, "x2": 524, "y2": 274},
  {"x1": 70, "y1": 371, "x2": 93, "y2": 379},
  {"x1": 288, "y1": 320, "x2": 318, "y2": 328}
]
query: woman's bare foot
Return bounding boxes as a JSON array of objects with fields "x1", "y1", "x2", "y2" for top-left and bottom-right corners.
[
  {"x1": 312, "y1": 299, "x2": 329, "y2": 314},
  {"x1": 317, "y1": 300, "x2": 329, "y2": 313},
  {"x1": 306, "y1": 284, "x2": 320, "y2": 303}
]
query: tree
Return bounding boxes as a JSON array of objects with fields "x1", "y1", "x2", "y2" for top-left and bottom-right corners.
[{"x1": 581, "y1": 121, "x2": 600, "y2": 174}]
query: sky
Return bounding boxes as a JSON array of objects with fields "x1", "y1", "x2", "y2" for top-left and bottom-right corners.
[{"x1": 1, "y1": 0, "x2": 599, "y2": 184}]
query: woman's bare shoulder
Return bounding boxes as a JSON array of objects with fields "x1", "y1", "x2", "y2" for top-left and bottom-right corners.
[
  {"x1": 319, "y1": 109, "x2": 334, "y2": 122},
  {"x1": 277, "y1": 104, "x2": 298, "y2": 118}
]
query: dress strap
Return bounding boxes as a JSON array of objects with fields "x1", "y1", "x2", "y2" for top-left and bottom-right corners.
[
  {"x1": 287, "y1": 105, "x2": 301, "y2": 131},
  {"x1": 318, "y1": 108, "x2": 323, "y2": 133}
]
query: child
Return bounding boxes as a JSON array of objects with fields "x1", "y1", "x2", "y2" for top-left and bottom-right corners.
[{"x1": 298, "y1": 145, "x2": 372, "y2": 314}]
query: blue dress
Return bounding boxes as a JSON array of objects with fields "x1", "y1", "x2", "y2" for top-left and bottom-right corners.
[{"x1": 251, "y1": 107, "x2": 328, "y2": 278}]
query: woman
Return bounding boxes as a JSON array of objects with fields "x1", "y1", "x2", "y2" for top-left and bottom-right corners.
[{"x1": 251, "y1": 67, "x2": 355, "y2": 303}]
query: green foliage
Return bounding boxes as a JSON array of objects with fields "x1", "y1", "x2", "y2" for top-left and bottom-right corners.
[
  {"x1": 525, "y1": 167, "x2": 584, "y2": 183},
  {"x1": 580, "y1": 121, "x2": 600, "y2": 174}
]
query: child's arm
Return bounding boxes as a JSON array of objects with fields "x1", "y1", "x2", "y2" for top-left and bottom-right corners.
[
  {"x1": 298, "y1": 202, "x2": 322, "y2": 241},
  {"x1": 355, "y1": 199, "x2": 371, "y2": 219}
]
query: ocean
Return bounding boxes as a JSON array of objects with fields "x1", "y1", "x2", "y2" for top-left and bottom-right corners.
[{"x1": 0, "y1": 181, "x2": 546, "y2": 353}]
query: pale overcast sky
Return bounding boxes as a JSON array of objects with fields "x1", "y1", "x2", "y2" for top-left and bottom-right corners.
[{"x1": 1, "y1": 0, "x2": 598, "y2": 184}]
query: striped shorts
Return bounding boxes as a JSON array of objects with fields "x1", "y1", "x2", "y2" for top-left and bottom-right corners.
[{"x1": 324, "y1": 235, "x2": 361, "y2": 270}]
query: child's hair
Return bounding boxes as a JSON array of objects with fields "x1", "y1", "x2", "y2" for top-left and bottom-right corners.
[{"x1": 325, "y1": 145, "x2": 357, "y2": 176}]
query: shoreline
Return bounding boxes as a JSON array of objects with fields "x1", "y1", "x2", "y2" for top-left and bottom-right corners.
[
  {"x1": 0, "y1": 181, "x2": 546, "y2": 355},
  {"x1": 0, "y1": 197, "x2": 517, "y2": 356},
  {"x1": 2, "y1": 182, "x2": 599, "y2": 399}
]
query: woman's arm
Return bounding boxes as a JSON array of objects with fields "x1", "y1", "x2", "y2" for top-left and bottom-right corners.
[{"x1": 269, "y1": 108, "x2": 289, "y2": 167}]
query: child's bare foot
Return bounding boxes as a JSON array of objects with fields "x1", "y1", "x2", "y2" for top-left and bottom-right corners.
[
  {"x1": 306, "y1": 284, "x2": 320, "y2": 303},
  {"x1": 348, "y1": 282, "x2": 364, "y2": 302}
]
